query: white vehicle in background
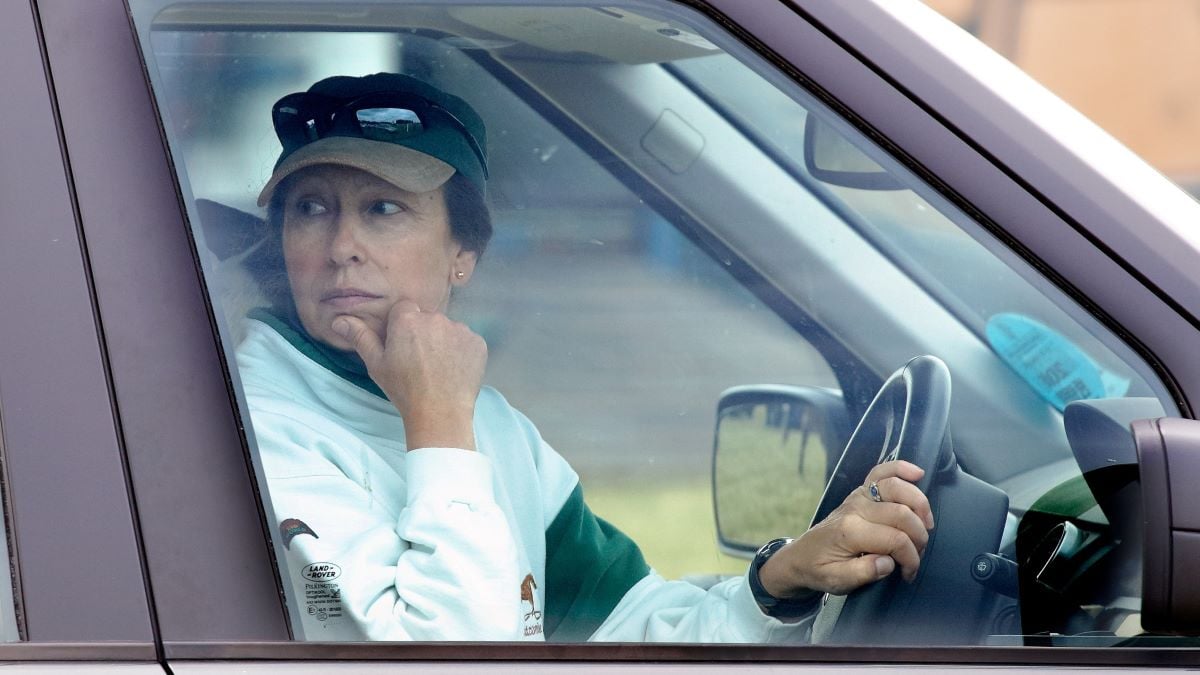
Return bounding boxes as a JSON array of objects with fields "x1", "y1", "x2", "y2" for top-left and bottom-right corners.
[{"x1": 1, "y1": 0, "x2": 1200, "y2": 671}]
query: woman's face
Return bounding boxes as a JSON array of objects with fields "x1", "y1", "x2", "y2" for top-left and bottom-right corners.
[{"x1": 281, "y1": 164, "x2": 476, "y2": 351}]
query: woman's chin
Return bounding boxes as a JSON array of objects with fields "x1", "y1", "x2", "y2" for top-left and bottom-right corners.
[
  {"x1": 322, "y1": 332, "x2": 358, "y2": 353},
  {"x1": 297, "y1": 306, "x2": 387, "y2": 353},
  {"x1": 298, "y1": 315, "x2": 364, "y2": 354}
]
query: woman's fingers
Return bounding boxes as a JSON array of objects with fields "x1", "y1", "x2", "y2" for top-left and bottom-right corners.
[
  {"x1": 332, "y1": 315, "x2": 384, "y2": 364},
  {"x1": 866, "y1": 459, "x2": 925, "y2": 483},
  {"x1": 813, "y1": 553, "x2": 897, "y2": 594},
  {"x1": 865, "y1": 461, "x2": 934, "y2": 529},
  {"x1": 859, "y1": 500, "x2": 929, "y2": 555},
  {"x1": 337, "y1": 301, "x2": 486, "y2": 451},
  {"x1": 844, "y1": 516, "x2": 922, "y2": 582},
  {"x1": 864, "y1": 478, "x2": 935, "y2": 530},
  {"x1": 772, "y1": 504, "x2": 921, "y2": 593},
  {"x1": 335, "y1": 299, "x2": 486, "y2": 413},
  {"x1": 330, "y1": 299, "x2": 420, "y2": 366},
  {"x1": 764, "y1": 459, "x2": 937, "y2": 597}
]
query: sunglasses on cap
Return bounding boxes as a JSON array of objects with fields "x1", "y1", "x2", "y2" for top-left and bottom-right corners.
[{"x1": 270, "y1": 90, "x2": 489, "y2": 178}]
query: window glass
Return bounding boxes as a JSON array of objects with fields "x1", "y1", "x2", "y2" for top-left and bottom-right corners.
[
  {"x1": 0, "y1": 418, "x2": 20, "y2": 642},
  {"x1": 133, "y1": 0, "x2": 1177, "y2": 648}
]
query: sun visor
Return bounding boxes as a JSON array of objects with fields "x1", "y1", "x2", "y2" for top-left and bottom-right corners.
[{"x1": 450, "y1": 7, "x2": 719, "y2": 64}]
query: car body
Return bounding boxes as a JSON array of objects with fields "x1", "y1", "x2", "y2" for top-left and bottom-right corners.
[{"x1": 2, "y1": 0, "x2": 1200, "y2": 671}]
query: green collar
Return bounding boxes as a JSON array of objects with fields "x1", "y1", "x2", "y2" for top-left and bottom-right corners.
[{"x1": 249, "y1": 307, "x2": 387, "y2": 400}]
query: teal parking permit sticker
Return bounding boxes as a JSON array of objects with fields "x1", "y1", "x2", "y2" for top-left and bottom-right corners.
[{"x1": 985, "y1": 313, "x2": 1130, "y2": 411}]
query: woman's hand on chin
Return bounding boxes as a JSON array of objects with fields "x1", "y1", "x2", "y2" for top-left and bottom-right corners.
[{"x1": 332, "y1": 300, "x2": 487, "y2": 451}]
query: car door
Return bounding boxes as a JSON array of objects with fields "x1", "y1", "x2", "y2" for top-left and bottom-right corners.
[
  {"x1": 28, "y1": 0, "x2": 294, "y2": 651},
  {"x1": 35, "y1": 0, "x2": 1200, "y2": 670},
  {"x1": 0, "y1": 0, "x2": 163, "y2": 670}
]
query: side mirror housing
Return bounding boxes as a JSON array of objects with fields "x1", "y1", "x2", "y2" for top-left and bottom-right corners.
[
  {"x1": 711, "y1": 385, "x2": 850, "y2": 557},
  {"x1": 1132, "y1": 417, "x2": 1200, "y2": 634}
]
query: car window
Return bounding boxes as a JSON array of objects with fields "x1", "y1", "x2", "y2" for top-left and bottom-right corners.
[
  {"x1": 0, "y1": 420, "x2": 20, "y2": 643},
  {"x1": 131, "y1": 0, "x2": 1178, "y2": 649}
]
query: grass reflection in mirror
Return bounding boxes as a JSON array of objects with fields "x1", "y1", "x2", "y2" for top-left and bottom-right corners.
[{"x1": 715, "y1": 405, "x2": 828, "y2": 548}]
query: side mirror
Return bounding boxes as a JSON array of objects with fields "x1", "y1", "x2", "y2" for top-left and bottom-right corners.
[
  {"x1": 803, "y1": 115, "x2": 904, "y2": 191},
  {"x1": 1132, "y1": 417, "x2": 1200, "y2": 634},
  {"x1": 712, "y1": 385, "x2": 851, "y2": 557}
]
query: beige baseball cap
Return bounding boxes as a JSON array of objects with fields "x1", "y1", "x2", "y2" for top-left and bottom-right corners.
[
  {"x1": 257, "y1": 72, "x2": 488, "y2": 208},
  {"x1": 256, "y1": 136, "x2": 455, "y2": 207}
]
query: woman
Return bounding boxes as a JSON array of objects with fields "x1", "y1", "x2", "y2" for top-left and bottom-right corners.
[{"x1": 237, "y1": 72, "x2": 934, "y2": 642}]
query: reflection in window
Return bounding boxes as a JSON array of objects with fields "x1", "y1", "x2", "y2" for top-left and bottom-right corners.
[
  {"x1": 0, "y1": 416, "x2": 21, "y2": 641},
  {"x1": 134, "y1": 0, "x2": 1176, "y2": 649}
]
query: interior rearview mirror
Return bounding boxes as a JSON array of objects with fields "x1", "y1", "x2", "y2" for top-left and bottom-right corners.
[
  {"x1": 712, "y1": 385, "x2": 850, "y2": 556},
  {"x1": 803, "y1": 115, "x2": 904, "y2": 191}
]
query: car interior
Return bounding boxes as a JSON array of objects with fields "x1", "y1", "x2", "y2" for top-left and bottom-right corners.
[{"x1": 132, "y1": 0, "x2": 1179, "y2": 647}]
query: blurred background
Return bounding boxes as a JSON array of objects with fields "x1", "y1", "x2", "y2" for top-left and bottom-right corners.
[{"x1": 924, "y1": 0, "x2": 1200, "y2": 197}]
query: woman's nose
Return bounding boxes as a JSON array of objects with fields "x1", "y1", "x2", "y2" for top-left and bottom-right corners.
[{"x1": 328, "y1": 215, "x2": 365, "y2": 265}]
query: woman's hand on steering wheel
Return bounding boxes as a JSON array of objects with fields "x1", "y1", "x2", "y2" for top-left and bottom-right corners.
[
  {"x1": 333, "y1": 300, "x2": 487, "y2": 451},
  {"x1": 759, "y1": 460, "x2": 935, "y2": 598}
]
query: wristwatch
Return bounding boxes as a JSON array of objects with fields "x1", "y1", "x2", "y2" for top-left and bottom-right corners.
[{"x1": 748, "y1": 537, "x2": 823, "y2": 619}]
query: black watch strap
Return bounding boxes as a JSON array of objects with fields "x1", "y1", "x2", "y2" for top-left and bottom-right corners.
[{"x1": 748, "y1": 537, "x2": 823, "y2": 619}]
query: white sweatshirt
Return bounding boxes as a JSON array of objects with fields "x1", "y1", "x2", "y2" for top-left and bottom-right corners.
[{"x1": 236, "y1": 312, "x2": 803, "y2": 642}]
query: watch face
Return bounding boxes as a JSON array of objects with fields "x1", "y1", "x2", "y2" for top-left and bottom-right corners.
[{"x1": 758, "y1": 537, "x2": 791, "y2": 562}]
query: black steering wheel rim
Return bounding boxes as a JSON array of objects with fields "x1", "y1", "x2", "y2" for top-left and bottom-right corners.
[
  {"x1": 809, "y1": 355, "x2": 952, "y2": 643},
  {"x1": 811, "y1": 355, "x2": 951, "y2": 526}
]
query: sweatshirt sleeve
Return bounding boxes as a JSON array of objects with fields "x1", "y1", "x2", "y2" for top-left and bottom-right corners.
[
  {"x1": 542, "y1": 484, "x2": 650, "y2": 641},
  {"x1": 542, "y1": 482, "x2": 809, "y2": 643},
  {"x1": 588, "y1": 571, "x2": 811, "y2": 643},
  {"x1": 253, "y1": 409, "x2": 524, "y2": 641}
]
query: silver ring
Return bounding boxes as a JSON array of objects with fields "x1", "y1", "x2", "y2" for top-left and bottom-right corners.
[{"x1": 869, "y1": 481, "x2": 883, "y2": 503}]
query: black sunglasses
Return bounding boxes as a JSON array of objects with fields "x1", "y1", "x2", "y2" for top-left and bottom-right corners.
[{"x1": 271, "y1": 91, "x2": 488, "y2": 177}]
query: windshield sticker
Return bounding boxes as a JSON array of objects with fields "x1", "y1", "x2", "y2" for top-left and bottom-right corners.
[{"x1": 985, "y1": 313, "x2": 1130, "y2": 411}]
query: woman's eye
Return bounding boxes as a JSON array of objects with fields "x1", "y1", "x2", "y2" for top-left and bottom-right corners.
[
  {"x1": 296, "y1": 199, "x2": 327, "y2": 217},
  {"x1": 370, "y1": 201, "x2": 405, "y2": 216}
]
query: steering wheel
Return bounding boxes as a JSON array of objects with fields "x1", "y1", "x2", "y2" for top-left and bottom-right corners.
[{"x1": 808, "y1": 355, "x2": 953, "y2": 643}]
